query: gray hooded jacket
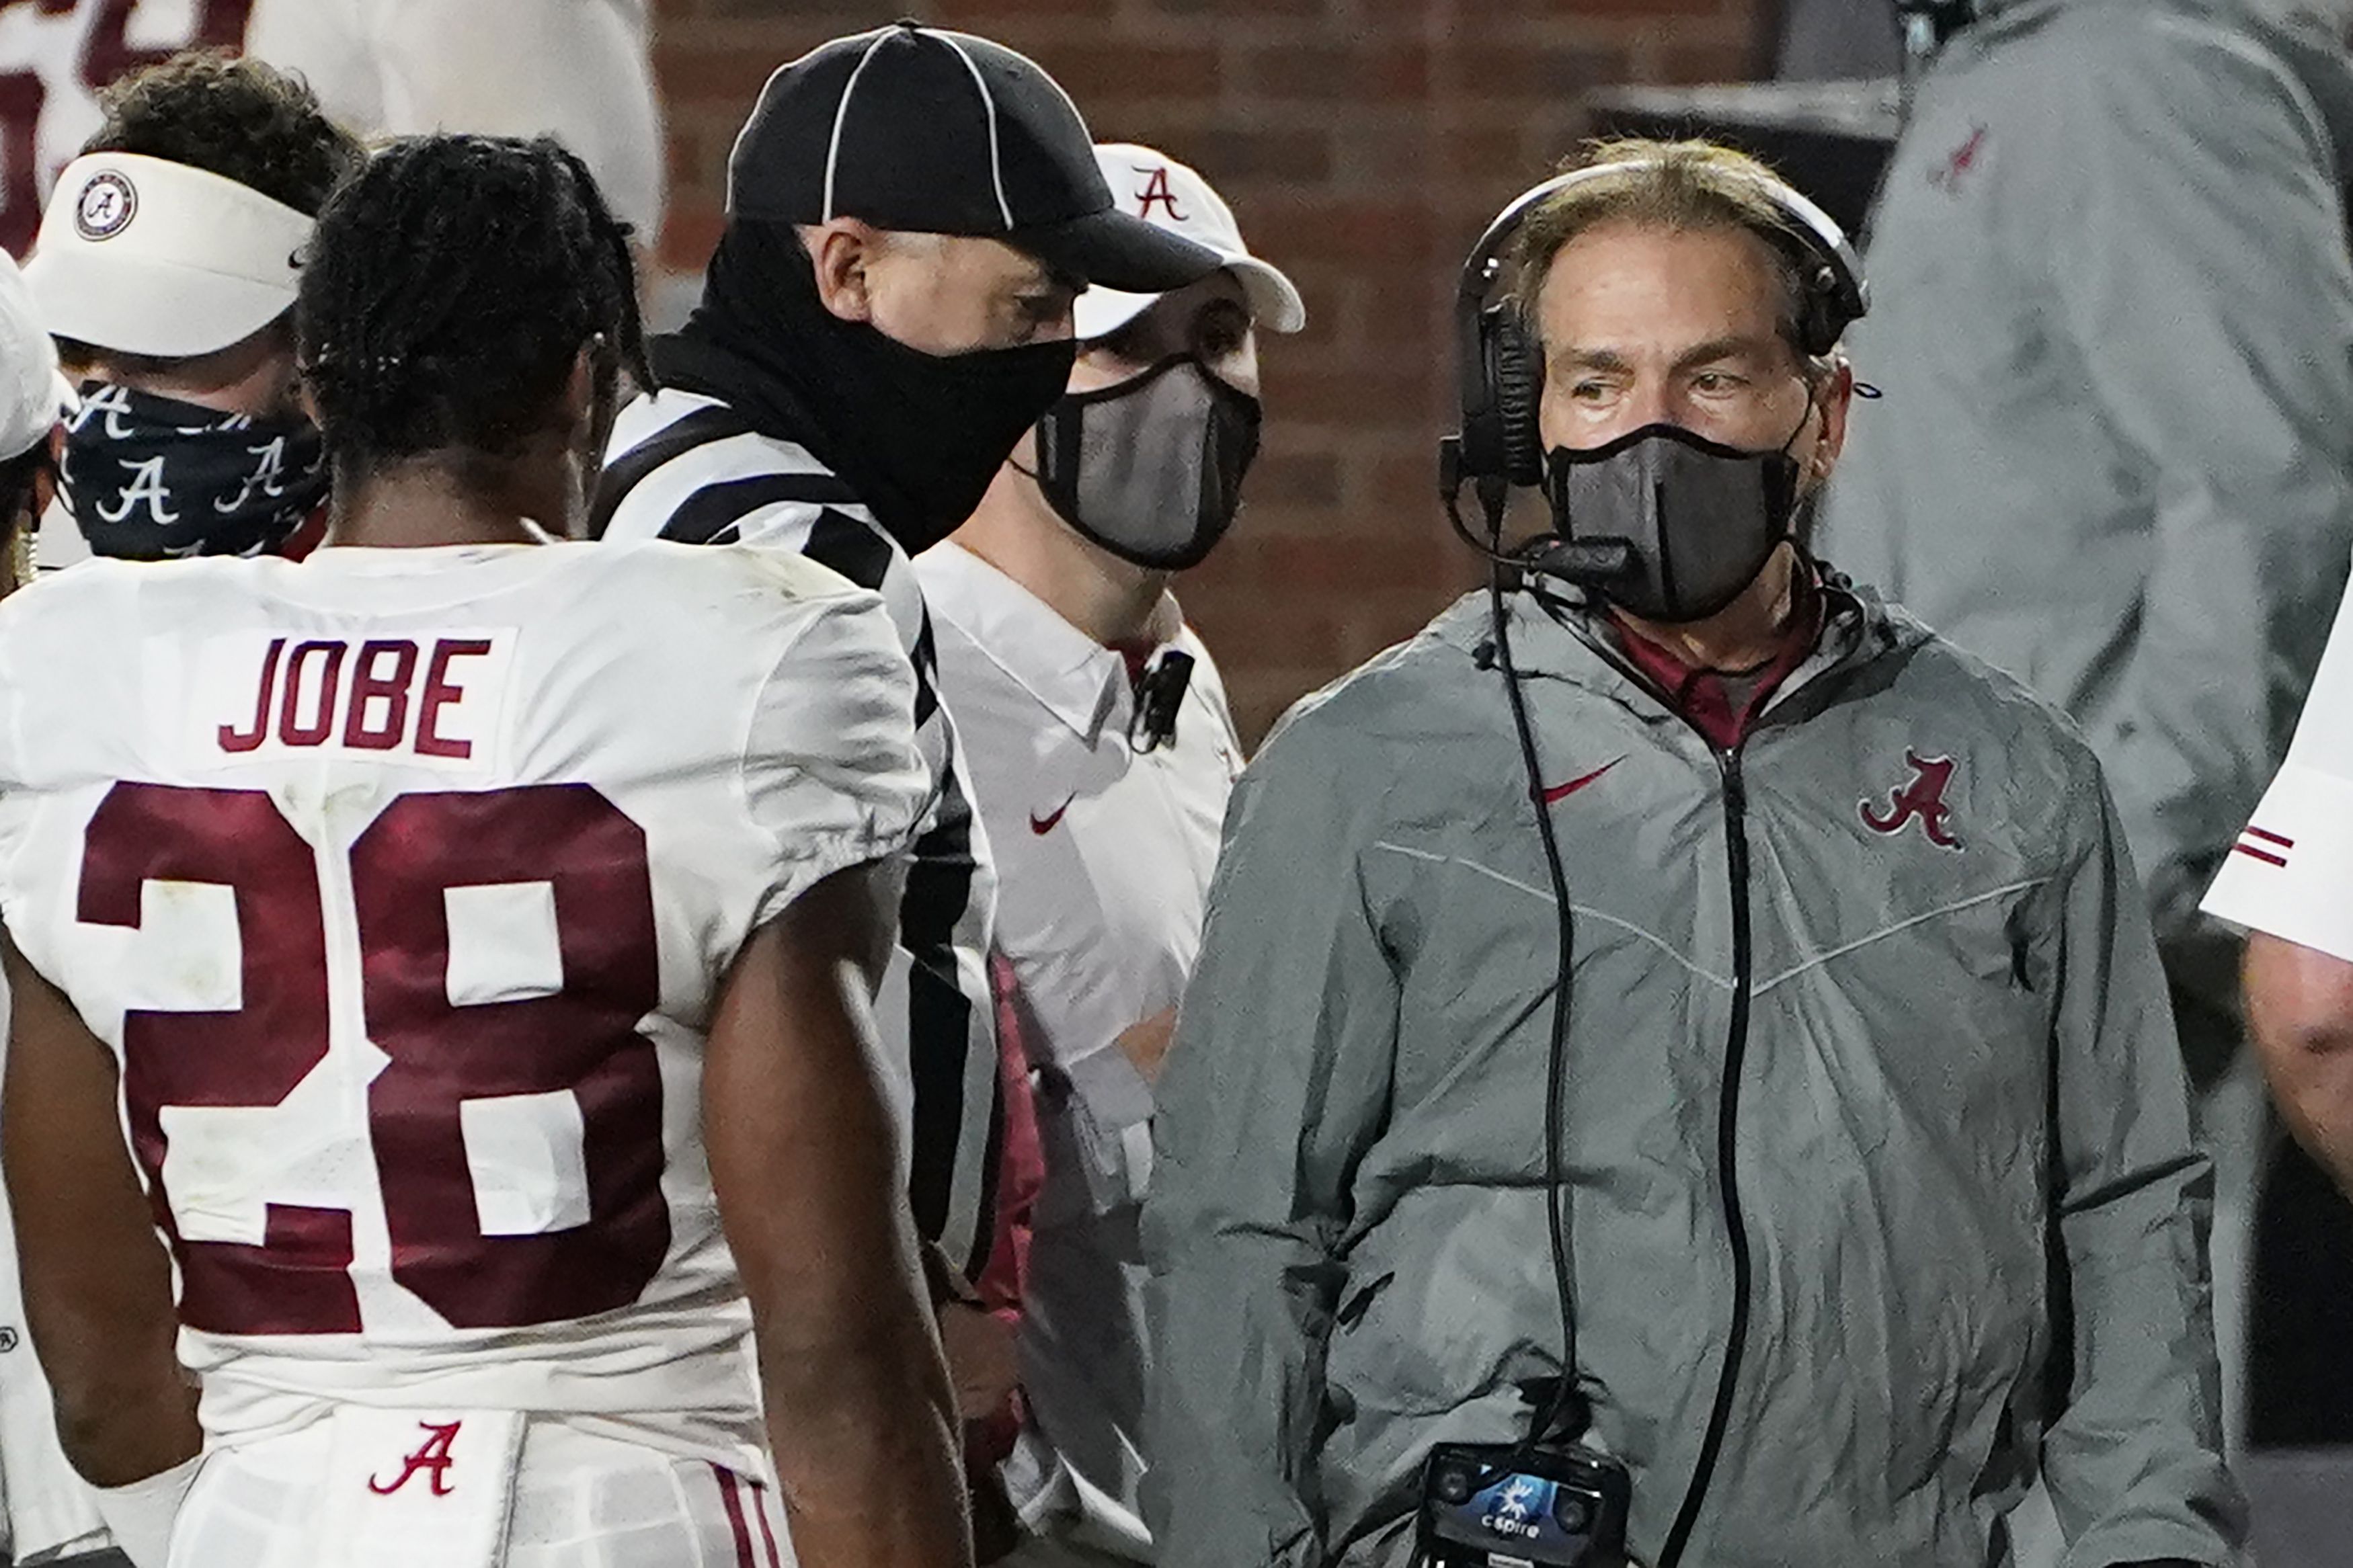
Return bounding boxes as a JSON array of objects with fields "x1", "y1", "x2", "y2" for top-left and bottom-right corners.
[
  {"x1": 1817, "y1": 0, "x2": 2353, "y2": 1072},
  {"x1": 1144, "y1": 584, "x2": 2241, "y2": 1567}
]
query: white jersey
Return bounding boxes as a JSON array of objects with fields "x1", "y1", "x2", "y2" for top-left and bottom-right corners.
[
  {"x1": 2206, "y1": 577, "x2": 2353, "y2": 956},
  {"x1": 914, "y1": 541, "x2": 1241, "y2": 1555},
  {"x1": 0, "y1": 540, "x2": 927, "y2": 1479},
  {"x1": 0, "y1": 0, "x2": 664, "y2": 257}
]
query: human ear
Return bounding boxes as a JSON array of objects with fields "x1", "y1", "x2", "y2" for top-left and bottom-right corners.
[
  {"x1": 1808, "y1": 357, "x2": 1856, "y2": 485},
  {"x1": 805, "y1": 220, "x2": 881, "y2": 325}
]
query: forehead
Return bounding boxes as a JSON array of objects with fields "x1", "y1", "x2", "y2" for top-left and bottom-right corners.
[
  {"x1": 928, "y1": 233, "x2": 1054, "y2": 290},
  {"x1": 1536, "y1": 220, "x2": 1788, "y2": 352}
]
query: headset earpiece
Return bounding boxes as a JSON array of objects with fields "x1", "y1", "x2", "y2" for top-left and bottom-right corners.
[
  {"x1": 1457, "y1": 299, "x2": 1546, "y2": 489},
  {"x1": 1796, "y1": 259, "x2": 1847, "y2": 359},
  {"x1": 1490, "y1": 304, "x2": 1546, "y2": 489}
]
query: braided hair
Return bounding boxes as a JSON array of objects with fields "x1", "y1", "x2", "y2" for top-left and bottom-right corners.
[{"x1": 294, "y1": 134, "x2": 651, "y2": 476}]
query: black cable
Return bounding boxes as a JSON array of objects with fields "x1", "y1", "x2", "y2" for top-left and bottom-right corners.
[
  {"x1": 1453, "y1": 480, "x2": 1590, "y2": 1451},
  {"x1": 1490, "y1": 564, "x2": 1591, "y2": 1450}
]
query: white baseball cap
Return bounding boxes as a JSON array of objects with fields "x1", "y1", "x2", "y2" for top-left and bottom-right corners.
[
  {"x1": 26, "y1": 152, "x2": 314, "y2": 359},
  {"x1": 0, "y1": 249, "x2": 72, "y2": 462},
  {"x1": 1073, "y1": 143, "x2": 1306, "y2": 343}
]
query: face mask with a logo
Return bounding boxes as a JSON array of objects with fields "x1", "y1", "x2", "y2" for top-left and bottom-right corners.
[
  {"x1": 60, "y1": 383, "x2": 328, "y2": 560},
  {"x1": 1028, "y1": 356, "x2": 1263, "y2": 571}
]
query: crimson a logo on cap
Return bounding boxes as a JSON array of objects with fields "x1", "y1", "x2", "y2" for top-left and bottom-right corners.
[
  {"x1": 1133, "y1": 165, "x2": 1188, "y2": 223},
  {"x1": 75, "y1": 171, "x2": 137, "y2": 242}
]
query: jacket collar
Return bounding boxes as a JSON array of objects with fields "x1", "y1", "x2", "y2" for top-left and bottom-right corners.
[
  {"x1": 1447, "y1": 567, "x2": 1918, "y2": 741},
  {"x1": 922, "y1": 540, "x2": 1186, "y2": 744},
  {"x1": 1609, "y1": 575, "x2": 1827, "y2": 750}
]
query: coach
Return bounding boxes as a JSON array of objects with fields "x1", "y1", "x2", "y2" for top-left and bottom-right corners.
[{"x1": 1143, "y1": 140, "x2": 2241, "y2": 1568}]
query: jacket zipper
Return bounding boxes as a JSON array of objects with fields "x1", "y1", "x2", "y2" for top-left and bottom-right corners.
[
  {"x1": 1536, "y1": 600, "x2": 1845, "y2": 1561},
  {"x1": 1657, "y1": 745, "x2": 1757, "y2": 1568}
]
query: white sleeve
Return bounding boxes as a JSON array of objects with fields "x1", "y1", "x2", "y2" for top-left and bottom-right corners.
[
  {"x1": 2203, "y1": 581, "x2": 2353, "y2": 959},
  {"x1": 247, "y1": 0, "x2": 667, "y2": 243},
  {"x1": 742, "y1": 591, "x2": 930, "y2": 927}
]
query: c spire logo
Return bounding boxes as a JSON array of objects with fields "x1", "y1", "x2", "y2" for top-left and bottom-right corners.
[{"x1": 1133, "y1": 165, "x2": 1189, "y2": 222}]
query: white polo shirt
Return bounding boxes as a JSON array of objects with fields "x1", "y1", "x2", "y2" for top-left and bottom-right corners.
[
  {"x1": 2208, "y1": 583, "x2": 2353, "y2": 955},
  {"x1": 914, "y1": 540, "x2": 1241, "y2": 1558}
]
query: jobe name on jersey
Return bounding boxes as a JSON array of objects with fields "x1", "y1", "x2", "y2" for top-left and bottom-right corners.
[{"x1": 187, "y1": 629, "x2": 513, "y2": 770}]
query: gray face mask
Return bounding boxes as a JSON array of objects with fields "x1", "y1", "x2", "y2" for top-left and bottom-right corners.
[
  {"x1": 1543, "y1": 420, "x2": 1807, "y2": 624},
  {"x1": 1029, "y1": 356, "x2": 1263, "y2": 571}
]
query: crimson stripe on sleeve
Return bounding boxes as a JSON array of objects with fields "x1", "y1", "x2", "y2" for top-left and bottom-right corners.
[
  {"x1": 710, "y1": 1462, "x2": 758, "y2": 1568},
  {"x1": 2246, "y1": 827, "x2": 2295, "y2": 849},
  {"x1": 2234, "y1": 843, "x2": 2290, "y2": 868}
]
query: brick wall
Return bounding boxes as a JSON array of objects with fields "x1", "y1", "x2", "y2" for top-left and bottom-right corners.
[{"x1": 651, "y1": 0, "x2": 1767, "y2": 741}]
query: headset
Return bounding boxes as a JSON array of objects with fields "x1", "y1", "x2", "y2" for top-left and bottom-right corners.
[{"x1": 1448, "y1": 160, "x2": 1870, "y2": 501}]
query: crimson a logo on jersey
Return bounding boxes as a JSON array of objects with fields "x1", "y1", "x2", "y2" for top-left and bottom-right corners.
[{"x1": 369, "y1": 1420, "x2": 463, "y2": 1497}]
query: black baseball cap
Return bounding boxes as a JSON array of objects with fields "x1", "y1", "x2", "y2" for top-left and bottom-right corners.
[{"x1": 727, "y1": 22, "x2": 1224, "y2": 292}]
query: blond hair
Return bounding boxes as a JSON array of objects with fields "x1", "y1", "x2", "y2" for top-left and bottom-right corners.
[{"x1": 1511, "y1": 138, "x2": 1824, "y2": 366}]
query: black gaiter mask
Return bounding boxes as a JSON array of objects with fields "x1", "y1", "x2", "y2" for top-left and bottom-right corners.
[
  {"x1": 652, "y1": 220, "x2": 1077, "y2": 554},
  {"x1": 61, "y1": 383, "x2": 327, "y2": 559},
  {"x1": 1543, "y1": 419, "x2": 1808, "y2": 623},
  {"x1": 1031, "y1": 356, "x2": 1263, "y2": 571}
]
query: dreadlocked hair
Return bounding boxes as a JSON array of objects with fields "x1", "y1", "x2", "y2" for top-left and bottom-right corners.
[
  {"x1": 295, "y1": 134, "x2": 651, "y2": 474},
  {"x1": 87, "y1": 50, "x2": 362, "y2": 216}
]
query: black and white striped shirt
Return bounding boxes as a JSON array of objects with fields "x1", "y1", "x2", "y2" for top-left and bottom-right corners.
[{"x1": 595, "y1": 386, "x2": 1003, "y2": 1282}]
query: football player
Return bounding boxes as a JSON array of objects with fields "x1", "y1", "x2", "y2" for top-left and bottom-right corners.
[{"x1": 0, "y1": 134, "x2": 969, "y2": 1568}]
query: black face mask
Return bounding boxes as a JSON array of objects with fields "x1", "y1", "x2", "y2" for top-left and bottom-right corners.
[
  {"x1": 1031, "y1": 356, "x2": 1263, "y2": 571},
  {"x1": 653, "y1": 220, "x2": 1077, "y2": 554},
  {"x1": 60, "y1": 383, "x2": 327, "y2": 560},
  {"x1": 1544, "y1": 419, "x2": 1808, "y2": 624}
]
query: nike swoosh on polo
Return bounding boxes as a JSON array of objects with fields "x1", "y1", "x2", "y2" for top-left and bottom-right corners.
[
  {"x1": 1031, "y1": 794, "x2": 1077, "y2": 835},
  {"x1": 1541, "y1": 757, "x2": 1625, "y2": 807}
]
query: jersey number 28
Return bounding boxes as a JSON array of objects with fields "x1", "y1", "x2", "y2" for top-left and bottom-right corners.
[{"x1": 78, "y1": 780, "x2": 670, "y2": 1335}]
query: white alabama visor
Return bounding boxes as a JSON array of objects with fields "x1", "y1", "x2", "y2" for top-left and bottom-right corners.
[{"x1": 25, "y1": 153, "x2": 314, "y2": 359}]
